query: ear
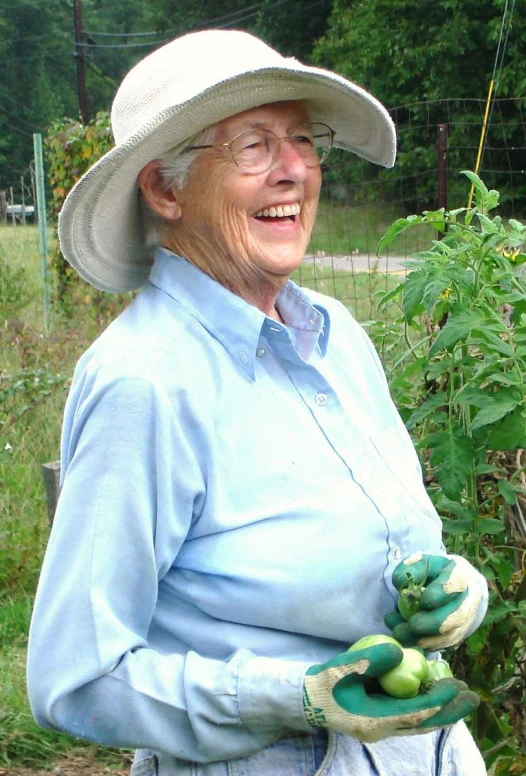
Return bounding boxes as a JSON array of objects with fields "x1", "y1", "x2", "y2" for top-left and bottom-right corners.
[{"x1": 138, "y1": 160, "x2": 182, "y2": 221}]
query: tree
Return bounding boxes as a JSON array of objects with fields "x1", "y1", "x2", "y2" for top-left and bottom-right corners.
[
  {"x1": 0, "y1": 0, "x2": 77, "y2": 189},
  {"x1": 0, "y1": 0, "x2": 154, "y2": 191},
  {"x1": 148, "y1": 0, "x2": 333, "y2": 61},
  {"x1": 313, "y1": 0, "x2": 526, "y2": 105},
  {"x1": 312, "y1": 0, "x2": 526, "y2": 209}
]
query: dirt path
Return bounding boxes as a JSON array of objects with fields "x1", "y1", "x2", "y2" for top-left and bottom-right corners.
[{"x1": 0, "y1": 751, "x2": 133, "y2": 776}]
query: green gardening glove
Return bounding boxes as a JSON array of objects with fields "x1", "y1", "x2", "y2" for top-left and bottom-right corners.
[
  {"x1": 303, "y1": 642, "x2": 479, "y2": 744},
  {"x1": 385, "y1": 552, "x2": 485, "y2": 650}
]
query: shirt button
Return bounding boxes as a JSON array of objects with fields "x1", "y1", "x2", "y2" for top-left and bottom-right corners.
[
  {"x1": 256, "y1": 347, "x2": 266, "y2": 358},
  {"x1": 240, "y1": 352, "x2": 248, "y2": 363},
  {"x1": 315, "y1": 392, "x2": 328, "y2": 406},
  {"x1": 393, "y1": 547, "x2": 403, "y2": 560}
]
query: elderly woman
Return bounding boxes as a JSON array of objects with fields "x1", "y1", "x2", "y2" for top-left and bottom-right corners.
[{"x1": 28, "y1": 29, "x2": 488, "y2": 776}]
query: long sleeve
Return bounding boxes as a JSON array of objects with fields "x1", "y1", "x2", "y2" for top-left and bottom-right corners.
[{"x1": 27, "y1": 375, "x2": 312, "y2": 762}]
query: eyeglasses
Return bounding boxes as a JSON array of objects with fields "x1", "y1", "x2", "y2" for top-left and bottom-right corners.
[{"x1": 186, "y1": 122, "x2": 335, "y2": 175}]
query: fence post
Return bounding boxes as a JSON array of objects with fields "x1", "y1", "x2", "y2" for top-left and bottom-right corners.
[
  {"x1": 29, "y1": 164, "x2": 37, "y2": 224},
  {"x1": 20, "y1": 174, "x2": 26, "y2": 224},
  {"x1": 41, "y1": 460, "x2": 61, "y2": 526},
  {"x1": 33, "y1": 132, "x2": 51, "y2": 328},
  {"x1": 9, "y1": 185, "x2": 16, "y2": 226},
  {"x1": 0, "y1": 190, "x2": 6, "y2": 222},
  {"x1": 437, "y1": 123, "x2": 448, "y2": 239}
]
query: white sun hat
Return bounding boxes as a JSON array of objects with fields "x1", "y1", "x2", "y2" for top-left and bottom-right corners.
[{"x1": 58, "y1": 28, "x2": 397, "y2": 293}]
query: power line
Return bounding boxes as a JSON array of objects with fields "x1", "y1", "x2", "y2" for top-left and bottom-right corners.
[
  {"x1": 0, "y1": 160, "x2": 31, "y2": 174},
  {"x1": 0, "y1": 117, "x2": 35, "y2": 138},
  {"x1": 0, "y1": 86, "x2": 44, "y2": 125},
  {"x1": 0, "y1": 53, "x2": 52, "y2": 63},
  {"x1": 83, "y1": 2, "x2": 266, "y2": 39},
  {"x1": 74, "y1": 0, "x2": 89, "y2": 124},
  {"x1": 0, "y1": 31, "x2": 72, "y2": 45},
  {"x1": 467, "y1": 0, "x2": 517, "y2": 207},
  {"x1": 78, "y1": 39, "x2": 171, "y2": 50},
  {"x1": 0, "y1": 105, "x2": 43, "y2": 133},
  {"x1": 80, "y1": 0, "x2": 297, "y2": 50},
  {"x1": 85, "y1": 57, "x2": 118, "y2": 87},
  {"x1": 199, "y1": 0, "x2": 295, "y2": 28}
]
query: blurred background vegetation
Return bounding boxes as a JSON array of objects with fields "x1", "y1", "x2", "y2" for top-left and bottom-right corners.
[{"x1": 1, "y1": 1, "x2": 525, "y2": 774}]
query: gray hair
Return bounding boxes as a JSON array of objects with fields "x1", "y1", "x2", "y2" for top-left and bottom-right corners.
[{"x1": 140, "y1": 124, "x2": 216, "y2": 248}]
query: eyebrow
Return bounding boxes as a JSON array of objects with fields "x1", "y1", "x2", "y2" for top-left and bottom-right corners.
[{"x1": 229, "y1": 118, "x2": 309, "y2": 133}]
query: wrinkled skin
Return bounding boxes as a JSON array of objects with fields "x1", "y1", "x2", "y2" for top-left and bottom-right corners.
[{"x1": 139, "y1": 100, "x2": 321, "y2": 319}]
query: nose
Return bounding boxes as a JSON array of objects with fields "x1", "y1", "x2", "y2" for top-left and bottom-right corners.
[{"x1": 268, "y1": 137, "x2": 309, "y2": 183}]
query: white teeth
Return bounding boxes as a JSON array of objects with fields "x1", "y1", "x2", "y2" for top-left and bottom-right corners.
[{"x1": 255, "y1": 203, "x2": 300, "y2": 218}]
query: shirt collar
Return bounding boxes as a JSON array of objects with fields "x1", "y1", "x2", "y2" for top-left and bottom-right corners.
[{"x1": 148, "y1": 248, "x2": 330, "y2": 380}]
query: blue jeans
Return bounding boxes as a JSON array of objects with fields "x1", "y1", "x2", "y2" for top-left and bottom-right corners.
[{"x1": 130, "y1": 722, "x2": 486, "y2": 776}]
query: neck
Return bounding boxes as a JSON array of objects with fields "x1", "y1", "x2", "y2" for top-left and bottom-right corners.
[{"x1": 162, "y1": 237, "x2": 288, "y2": 321}]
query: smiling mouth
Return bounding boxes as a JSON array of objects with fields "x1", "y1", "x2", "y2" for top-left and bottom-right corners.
[{"x1": 254, "y1": 203, "x2": 300, "y2": 222}]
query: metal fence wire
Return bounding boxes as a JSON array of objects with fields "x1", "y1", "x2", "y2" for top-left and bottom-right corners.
[{"x1": 295, "y1": 97, "x2": 526, "y2": 323}]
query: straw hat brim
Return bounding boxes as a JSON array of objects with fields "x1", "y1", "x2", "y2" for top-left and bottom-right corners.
[{"x1": 58, "y1": 65, "x2": 396, "y2": 293}]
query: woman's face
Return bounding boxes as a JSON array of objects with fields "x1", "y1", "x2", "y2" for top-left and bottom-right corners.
[{"x1": 164, "y1": 100, "x2": 322, "y2": 306}]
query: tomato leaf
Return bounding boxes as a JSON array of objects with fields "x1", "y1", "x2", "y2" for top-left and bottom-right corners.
[{"x1": 427, "y1": 429, "x2": 477, "y2": 501}]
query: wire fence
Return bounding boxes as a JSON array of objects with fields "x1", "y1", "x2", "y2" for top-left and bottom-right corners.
[
  {"x1": 295, "y1": 96, "x2": 526, "y2": 322},
  {"x1": 2, "y1": 97, "x2": 525, "y2": 326}
]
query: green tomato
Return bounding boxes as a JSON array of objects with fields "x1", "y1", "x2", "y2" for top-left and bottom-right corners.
[
  {"x1": 397, "y1": 574, "x2": 425, "y2": 620},
  {"x1": 423, "y1": 658, "x2": 454, "y2": 688},
  {"x1": 397, "y1": 587, "x2": 422, "y2": 620},
  {"x1": 348, "y1": 633, "x2": 402, "y2": 651},
  {"x1": 378, "y1": 647, "x2": 429, "y2": 699}
]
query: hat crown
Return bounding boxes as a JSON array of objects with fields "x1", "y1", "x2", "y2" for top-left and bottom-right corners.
[{"x1": 111, "y1": 30, "x2": 292, "y2": 145}]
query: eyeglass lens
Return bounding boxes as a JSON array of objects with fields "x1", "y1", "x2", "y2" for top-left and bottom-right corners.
[{"x1": 230, "y1": 123, "x2": 333, "y2": 173}]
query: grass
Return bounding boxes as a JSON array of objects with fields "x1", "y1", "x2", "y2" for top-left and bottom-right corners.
[
  {"x1": 0, "y1": 225, "x2": 113, "y2": 766},
  {"x1": 309, "y1": 197, "x2": 437, "y2": 257},
  {"x1": 292, "y1": 263, "x2": 401, "y2": 323},
  {"x1": 0, "y1": 214, "x2": 407, "y2": 767}
]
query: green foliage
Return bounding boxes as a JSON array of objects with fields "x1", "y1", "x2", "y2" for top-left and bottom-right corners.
[
  {"x1": 313, "y1": 0, "x2": 526, "y2": 209},
  {"x1": 0, "y1": 252, "x2": 34, "y2": 322},
  {"x1": 372, "y1": 172, "x2": 526, "y2": 769},
  {"x1": 0, "y1": 226, "x2": 132, "y2": 766},
  {"x1": 148, "y1": 0, "x2": 333, "y2": 60},
  {"x1": 46, "y1": 111, "x2": 113, "y2": 216},
  {"x1": 314, "y1": 0, "x2": 525, "y2": 105},
  {"x1": 0, "y1": 0, "x2": 155, "y2": 189},
  {"x1": 45, "y1": 111, "x2": 114, "y2": 305}
]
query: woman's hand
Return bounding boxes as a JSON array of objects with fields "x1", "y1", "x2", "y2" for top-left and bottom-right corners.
[
  {"x1": 303, "y1": 642, "x2": 479, "y2": 743},
  {"x1": 385, "y1": 552, "x2": 485, "y2": 650}
]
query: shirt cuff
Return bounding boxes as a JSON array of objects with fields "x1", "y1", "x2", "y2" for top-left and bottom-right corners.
[{"x1": 237, "y1": 654, "x2": 315, "y2": 736}]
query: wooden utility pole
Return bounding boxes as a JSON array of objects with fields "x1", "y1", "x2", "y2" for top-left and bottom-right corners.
[
  {"x1": 20, "y1": 175, "x2": 26, "y2": 224},
  {"x1": 0, "y1": 190, "x2": 7, "y2": 222},
  {"x1": 9, "y1": 186, "x2": 16, "y2": 226},
  {"x1": 74, "y1": 0, "x2": 89, "y2": 124}
]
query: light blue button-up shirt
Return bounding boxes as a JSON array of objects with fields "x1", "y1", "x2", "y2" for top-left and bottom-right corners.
[{"x1": 27, "y1": 249, "x2": 486, "y2": 765}]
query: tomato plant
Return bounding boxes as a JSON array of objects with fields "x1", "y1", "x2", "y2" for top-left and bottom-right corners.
[{"x1": 371, "y1": 172, "x2": 526, "y2": 768}]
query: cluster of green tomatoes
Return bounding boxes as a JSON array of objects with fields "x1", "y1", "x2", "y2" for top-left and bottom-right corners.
[
  {"x1": 348, "y1": 633, "x2": 453, "y2": 699},
  {"x1": 348, "y1": 577, "x2": 453, "y2": 699}
]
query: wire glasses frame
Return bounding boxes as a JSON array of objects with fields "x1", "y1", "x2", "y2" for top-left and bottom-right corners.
[{"x1": 186, "y1": 122, "x2": 336, "y2": 175}]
